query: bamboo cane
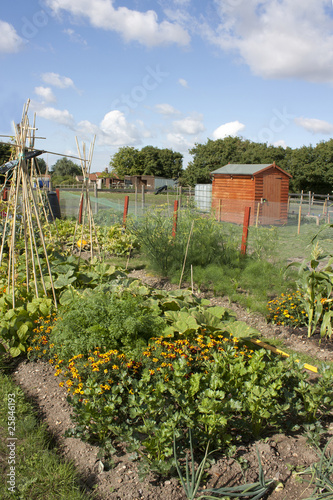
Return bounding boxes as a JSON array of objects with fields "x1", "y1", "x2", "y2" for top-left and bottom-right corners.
[
  {"x1": 297, "y1": 204, "x2": 302, "y2": 235},
  {"x1": 179, "y1": 220, "x2": 195, "y2": 289},
  {"x1": 24, "y1": 162, "x2": 58, "y2": 306},
  {"x1": 22, "y1": 174, "x2": 40, "y2": 298},
  {"x1": 22, "y1": 160, "x2": 47, "y2": 297}
]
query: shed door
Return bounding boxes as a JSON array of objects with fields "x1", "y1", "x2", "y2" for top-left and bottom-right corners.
[{"x1": 262, "y1": 173, "x2": 282, "y2": 223}]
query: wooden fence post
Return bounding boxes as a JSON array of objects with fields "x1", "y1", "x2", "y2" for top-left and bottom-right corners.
[
  {"x1": 297, "y1": 204, "x2": 302, "y2": 234},
  {"x1": 78, "y1": 194, "x2": 84, "y2": 224},
  {"x1": 123, "y1": 195, "x2": 129, "y2": 227},
  {"x1": 141, "y1": 185, "x2": 145, "y2": 211},
  {"x1": 241, "y1": 206, "x2": 251, "y2": 255},
  {"x1": 172, "y1": 200, "x2": 179, "y2": 238},
  {"x1": 55, "y1": 188, "x2": 60, "y2": 203}
]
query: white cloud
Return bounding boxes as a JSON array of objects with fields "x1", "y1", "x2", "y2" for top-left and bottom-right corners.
[
  {"x1": 41, "y1": 72, "x2": 75, "y2": 89},
  {"x1": 166, "y1": 133, "x2": 193, "y2": 153},
  {"x1": 154, "y1": 103, "x2": 180, "y2": 116},
  {"x1": 178, "y1": 78, "x2": 188, "y2": 88},
  {"x1": 99, "y1": 110, "x2": 141, "y2": 146},
  {"x1": 294, "y1": 117, "x2": 333, "y2": 134},
  {"x1": 63, "y1": 28, "x2": 87, "y2": 46},
  {"x1": 206, "y1": 0, "x2": 333, "y2": 83},
  {"x1": 36, "y1": 106, "x2": 75, "y2": 128},
  {"x1": 76, "y1": 120, "x2": 100, "y2": 138},
  {"x1": 45, "y1": 0, "x2": 190, "y2": 47},
  {"x1": 212, "y1": 120, "x2": 245, "y2": 139},
  {"x1": 0, "y1": 20, "x2": 24, "y2": 53},
  {"x1": 173, "y1": 114, "x2": 205, "y2": 135},
  {"x1": 34, "y1": 86, "x2": 56, "y2": 103}
]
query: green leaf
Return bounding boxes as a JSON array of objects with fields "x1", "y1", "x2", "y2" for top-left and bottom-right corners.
[
  {"x1": 17, "y1": 323, "x2": 29, "y2": 340},
  {"x1": 27, "y1": 302, "x2": 39, "y2": 315},
  {"x1": 223, "y1": 321, "x2": 260, "y2": 338},
  {"x1": 54, "y1": 272, "x2": 77, "y2": 288},
  {"x1": 189, "y1": 373, "x2": 202, "y2": 397},
  {"x1": 9, "y1": 346, "x2": 21, "y2": 357},
  {"x1": 207, "y1": 306, "x2": 233, "y2": 320},
  {"x1": 39, "y1": 299, "x2": 52, "y2": 317},
  {"x1": 4, "y1": 309, "x2": 16, "y2": 321},
  {"x1": 160, "y1": 299, "x2": 184, "y2": 311}
]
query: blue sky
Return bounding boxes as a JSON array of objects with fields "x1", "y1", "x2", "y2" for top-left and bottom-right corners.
[{"x1": 1, "y1": 0, "x2": 333, "y2": 172}]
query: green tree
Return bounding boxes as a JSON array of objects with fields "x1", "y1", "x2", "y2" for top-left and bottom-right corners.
[
  {"x1": 110, "y1": 146, "x2": 183, "y2": 179},
  {"x1": 182, "y1": 137, "x2": 249, "y2": 186},
  {"x1": 0, "y1": 142, "x2": 12, "y2": 165},
  {"x1": 140, "y1": 146, "x2": 183, "y2": 178},
  {"x1": 109, "y1": 146, "x2": 143, "y2": 178},
  {"x1": 182, "y1": 137, "x2": 290, "y2": 186},
  {"x1": 50, "y1": 157, "x2": 82, "y2": 177}
]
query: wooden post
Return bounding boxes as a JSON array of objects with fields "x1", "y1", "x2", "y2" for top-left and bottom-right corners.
[
  {"x1": 308, "y1": 191, "x2": 311, "y2": 213},
  {"x1": 55, "y1": 188, "x2": 60, "y2": 203},
  {"x1": 123, "y1": 195, "x2": 129, "y2": 227},
  {"x1": 179, "y1": 220, "x2": 195, "y2": 288},
  {"x1": 141, "y1": 185, "x2": 145, "y2": 211},
  {"x1": 134, "y1": 183, "x2": 138, "y2": 216},
  {"x1": 78, "y1": 194, "x2": 84, "y2": 224},
  {"x1": 241, "y1": 206, "x2": 251, "y2": 255},
  {"x1": 297, "y1": 204, "x2": 302, "y2": 234},
  {"x1": 218, "y1": 199, "x2": 222, "y2": 222},
  {"x1": 323, "y1": 198, "x2": 327, "y2": 215},
  {"x1": 255, "y1": 202, "x2": 260, "y2": 227},
  {"x1": 172, "y1": 200, "x2": 178, "y2": 238}
]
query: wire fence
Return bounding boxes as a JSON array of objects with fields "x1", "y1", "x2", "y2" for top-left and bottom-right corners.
[
  {"x1": 57, "y1": 188, "x2": 193, "y2": 225},
  {"x1": 55, "y1": 187, "x2": 333, "y2": 232}
]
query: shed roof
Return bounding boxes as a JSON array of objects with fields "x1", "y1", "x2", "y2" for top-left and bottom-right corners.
[{"x1": 211, "y1": 163, "x2": 274, "y2": 175}]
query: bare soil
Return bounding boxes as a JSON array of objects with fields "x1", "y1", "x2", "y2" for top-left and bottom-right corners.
[{"x1": 11, "y1": 270, "x2": 333, "y2": 500}]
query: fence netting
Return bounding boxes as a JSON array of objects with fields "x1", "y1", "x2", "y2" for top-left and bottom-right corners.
[{"x1": 56, "y1": 188, "x2": 333, "y2": 232}]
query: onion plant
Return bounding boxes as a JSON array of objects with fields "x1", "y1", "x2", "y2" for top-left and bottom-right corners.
[{"x1": 173, "y1": 429, "x2": 277, "y2": 500}]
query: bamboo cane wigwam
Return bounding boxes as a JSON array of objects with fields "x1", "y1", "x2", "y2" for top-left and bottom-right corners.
[{"x1": 0, "y1": 100, "x2": 92, "y2": 308}]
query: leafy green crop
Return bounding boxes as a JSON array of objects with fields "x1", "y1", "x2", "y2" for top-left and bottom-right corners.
[
  {"x1": 51, "y1": 287, "x2": 166, "y2": 361},
  {"x1": 0, "y1": 290, "x2": 53, "y2": 357}
]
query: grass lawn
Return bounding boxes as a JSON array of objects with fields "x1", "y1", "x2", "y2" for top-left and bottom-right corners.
[{"x1": 0, "y1": 363, "x2": 93, "y2": 500}]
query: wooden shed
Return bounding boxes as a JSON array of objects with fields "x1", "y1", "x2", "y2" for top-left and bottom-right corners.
[{"x1": 211, "y1": 162, "x2": 292, "y2": 225}]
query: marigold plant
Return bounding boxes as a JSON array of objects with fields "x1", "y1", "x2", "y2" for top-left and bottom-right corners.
[{"x1": 267, "y1": 291, "x2": 308, "y2": 327}]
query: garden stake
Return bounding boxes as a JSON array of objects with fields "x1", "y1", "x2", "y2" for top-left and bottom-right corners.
[
  {"x1": 123, "y1": 195, "x2": 129, "y2": 228},
  {"x1": 172, "y1": 199, "x2": 178, "y2": 238},
  {"x1": 179, "y1": 220, "x2": 195, "y2": 288},
  {"x1": 249, "y1": 338, "x2": 318, "y2": 373},
  {"x1": 298, "y1": 204, "x2": 302, "y2": 234},
  {"x1": 75, "y1": 135, "x2": 100, "y2": 263},
  {"x1": 241, "y1": 206, "x2": 251, "y2": 255}
]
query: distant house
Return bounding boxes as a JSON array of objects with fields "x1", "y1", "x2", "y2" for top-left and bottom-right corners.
[
  {"x1": 124, "y1": 175, "x2": 177, "y2": 191},
  {"x1": 211, "y1": 162, "x2": 292, "y2": 225}
]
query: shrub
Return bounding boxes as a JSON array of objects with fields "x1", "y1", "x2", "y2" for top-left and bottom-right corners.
[
  {"x1": 129, "y1": 207, "x2": 235, "y2": 276},
  {"x1": 50, "y1": 288, "x2": 165, "y2": 361}
]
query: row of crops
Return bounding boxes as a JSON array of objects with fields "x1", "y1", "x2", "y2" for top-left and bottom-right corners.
[{"x1": 1, "y1": 208, "x2": 333, "y2": 496}]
